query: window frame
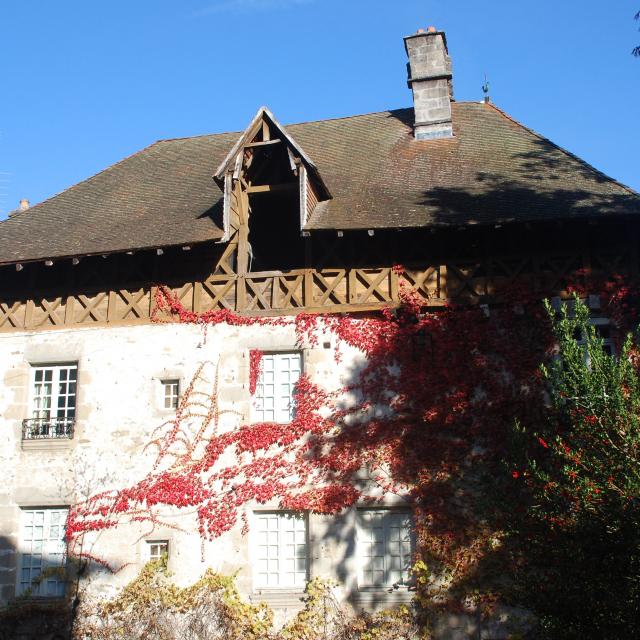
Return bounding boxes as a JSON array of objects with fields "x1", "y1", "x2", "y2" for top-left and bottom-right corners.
[
  {"x1": 17, "y1": 507, "x2": 69, "y2": 598},
  {"x1": 24, "y1": 363, "x2": 78, "y2": 440},
  {"x1": 251, "y1": 510, "x2": 309, "y2": 591},
  {"x1": 251, "y1": 351, "x2": 303, "y2": 424},
  {"x1": 578, "y1": 316, "x2": 614, "y2": 357},
  {"x1": 145, "y1": 539, "x2": 170, "y2": 562},
  {"x1": 356, "y1": 508, "x2": 414, "y2": 591},
  {"x1": 29, "y1": 363, "x2": 78, "y2": 421},
  {"x1": 160, "y1": 378, "x2": 180, "y2": 410}
]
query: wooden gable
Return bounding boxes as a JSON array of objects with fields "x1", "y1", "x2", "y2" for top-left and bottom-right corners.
[{"x1": 214, "y1": 107, "x2": 331, "y2": 248}]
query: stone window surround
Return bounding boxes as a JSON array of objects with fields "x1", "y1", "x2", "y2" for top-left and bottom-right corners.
[
  {"x1": 22, "y1": 361, "x2": 79, "y2": 450},
  {"x1": 153, "y1": 371, "x2": 184, "y2": 414},
  {"x1": 145, "y1": 539, "x2": 170, "y2": 562}
]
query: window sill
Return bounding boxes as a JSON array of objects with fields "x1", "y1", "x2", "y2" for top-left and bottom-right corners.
[
  {"x1": 350, "y1": 587, "x2": 413, "y2": 607},
  {"x1": 250, "y1": 589, "x2": 306, "y2": 608},
  {"x1": 21, "y1": 438, "x2": 72, "y2": 451},
  {"x1": 12, "y1": 594, "x2": 67, "y2": 605}
]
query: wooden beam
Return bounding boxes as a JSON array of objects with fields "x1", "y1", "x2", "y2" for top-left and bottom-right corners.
[
  {"x1": 237, "y1": 184, "x2": 250, "y2": 275},
  {"x1": 244, "y1": 139, "x2": 281, "y2": 149},
  {"x1": 246, "y1": 183, "x2": 297, "y2": 194}
]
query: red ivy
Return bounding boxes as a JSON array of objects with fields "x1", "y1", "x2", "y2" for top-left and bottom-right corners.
[{"x1": 249, "y1": 349, "x2": 263, "y2": 396}]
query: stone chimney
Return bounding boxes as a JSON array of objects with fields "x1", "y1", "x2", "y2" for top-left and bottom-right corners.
[
  {"x1": 404, "y1": 27, "x2": 454, "y2": 140},
  {"x1": 8, "y1": 199, "x2": 30, "y2": 218}
]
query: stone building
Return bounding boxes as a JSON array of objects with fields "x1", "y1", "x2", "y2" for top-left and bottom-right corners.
[{"x1": 0, "y1": 27, "x2": 639, "y2": 638}]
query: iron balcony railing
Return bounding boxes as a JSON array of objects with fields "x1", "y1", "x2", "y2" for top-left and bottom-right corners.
[{"x1": 22, "y1": 417, "x2": 75, "y2": 440}]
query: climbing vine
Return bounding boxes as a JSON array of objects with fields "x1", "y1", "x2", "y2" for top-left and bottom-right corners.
[
  {"x1": 63, "y1": 273, "x2": 640, "y2": 634},
  {"x1": 249, "y1": 349, "x2": 264, "y2": 396}
]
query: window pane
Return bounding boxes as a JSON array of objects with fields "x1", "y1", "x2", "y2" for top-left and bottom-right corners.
[
  {"x1": 31, "y1": 365, "x2": 78, "y2": 424},
  {"x1": 252, "y1": 353, "x2": 301, "y2": 423},
  {"x1": 254, "y1": 512, "x2": 307, "y2": 589},
  {"x1": 19, "y1": 508, "x2": 68, "y2": 597},
  {"x1": 162, "y1": 380, "x2": 179, "y2": 409},
  {"x1": 358, "y1": 510, "x2": 412, "y2": 588},
  {"x1": 146, "y1": 540, "x2": 169, "y2": 561}
]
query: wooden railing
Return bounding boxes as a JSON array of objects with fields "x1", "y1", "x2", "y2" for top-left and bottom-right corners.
[
  {"x1": 0, "y1": 266, "x2": 447, "y2": 332},
  {"x1": 2, "y1": 246, "x2": 620, "y2": 332}
]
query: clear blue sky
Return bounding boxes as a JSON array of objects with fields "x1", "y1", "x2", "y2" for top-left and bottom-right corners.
[{"x1": 1, "y1": 1, "x2": 638, "y2": 219}]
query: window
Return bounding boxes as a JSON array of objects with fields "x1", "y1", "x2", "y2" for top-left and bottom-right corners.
[
  {"x1": 253, "y1": 512, "x2": 308, "y2": 589},
  {"x1": 577, "y1": 317, "x2": 614, "y2": 357},
  {"x1": 146, "y1": 540, "x2": 169, "y2": 562},
  {"x1": 18, "y1": 508, "x2": 68, "y2": 597},
  {"x1": 252, "y1": 352, "x2": 301, "y2": 423},
  {"x1": 357, "y1": 510, "x2": 412, "y2": 589},
  {"x1": 161, "y1": 379, "x2": 180, "y2": 409},
  {"x1": 24, "y1": 364, "x2": 77, "y2": 439}
]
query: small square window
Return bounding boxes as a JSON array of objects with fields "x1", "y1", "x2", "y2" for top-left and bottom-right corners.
[
  {"x1": 146, "y1": 540, "x2": 169, "y2": 562},
  {"x1": 161, "y1": 379, "x2": 180, "y2": 410}
]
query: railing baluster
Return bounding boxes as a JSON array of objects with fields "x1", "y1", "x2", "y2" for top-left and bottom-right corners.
[{"x1": 22, "y1": 417, "x2": 75, "y2": 441}]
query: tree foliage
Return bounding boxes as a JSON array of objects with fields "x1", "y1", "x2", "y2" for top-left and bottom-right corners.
[{"x1": 506, "y1": 296, "x2": 640, "y2": 639}]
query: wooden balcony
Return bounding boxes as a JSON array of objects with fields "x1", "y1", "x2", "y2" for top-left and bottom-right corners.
[{"x1": 0, "y1": 266, "x2": 445, "y2": 332}]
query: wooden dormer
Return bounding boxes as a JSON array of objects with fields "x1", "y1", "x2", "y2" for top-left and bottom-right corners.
[{"x1": 213, "y1": 107, "x2": 331, "y2": 274}]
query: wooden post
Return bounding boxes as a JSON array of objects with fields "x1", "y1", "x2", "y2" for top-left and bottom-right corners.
[
  {"x1": 348, "y1": 269, "x2": 357, "y2": 304},
  {"x1": 24, "y1": 299, "x2": 34, "y2": 330},
  {"x1": 237, "y1": 184, "x2": 250, "y2": 276},
  {"x1": 304, "y1": 269, "x2": 313, "y2": 307},
  {"x1": 439, "y1": 264, "x2": 448, "y2": 300},
  {"x1": 107, "y1": 291, "x2": 118, "y2": 322},
  {"x1": 390, "y1": 268, "x2": 399, "y2": 303},
  {"x1": 193, "y1": 282, "x2": 202, "y2": 313},
  {"x1": 237, "y1": 276, "x2": 247, "y2": 312},
  {"x1": 64, "y1": 296, "x2": 75, "y2": 325},
  {"x1": 149, "y1": 286, "x2": 158, "y2": 317}
]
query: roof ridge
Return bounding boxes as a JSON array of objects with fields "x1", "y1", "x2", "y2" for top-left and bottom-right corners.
[
  {"x1": 484, "y1": 101, "x2": 640, "y2": 197},
  {"x1": 156, "y1": 107, "x2": 415, "y2": 144}
]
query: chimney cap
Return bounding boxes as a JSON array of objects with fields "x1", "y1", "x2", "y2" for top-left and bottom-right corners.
[
  {"x1": 19, "y1": 199, "x2": 30, "y2": 211},
  {"x1": 404, "y1": 28, "x2": 448, "y2": 52}
]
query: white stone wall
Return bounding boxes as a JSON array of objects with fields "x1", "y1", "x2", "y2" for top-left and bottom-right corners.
[{"x1": 0, "y1": 321, "x2": 410, "y2": 613}]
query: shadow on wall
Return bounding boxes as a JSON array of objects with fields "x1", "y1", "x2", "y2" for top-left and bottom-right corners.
[{"x1": 0, "y1": 534, "x2": 129, "y2": 640}]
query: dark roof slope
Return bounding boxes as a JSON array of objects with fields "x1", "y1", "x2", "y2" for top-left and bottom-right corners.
[
  {"x1": 295, "y1": 103, "x2": 640, "y2": 230},
  {"x1": 0, "y1": 134, "x2": 235, "y2": 265},
  {"x1": 1, "y1": 102, "x2": 638, "y2": 264}
]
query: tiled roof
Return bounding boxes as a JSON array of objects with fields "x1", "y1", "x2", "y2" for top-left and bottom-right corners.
[{"x1": 1, "y1": 102, "x2": 638, "y2": 264}]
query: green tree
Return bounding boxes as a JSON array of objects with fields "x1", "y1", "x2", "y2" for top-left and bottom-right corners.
[{"x1": 508, "y1": 296, "x2": 640, "y2": 639}]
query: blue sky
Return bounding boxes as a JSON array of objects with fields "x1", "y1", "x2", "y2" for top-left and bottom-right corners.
[{"x1": 1, "y1": 1, "x2": 638, "y2": 219}]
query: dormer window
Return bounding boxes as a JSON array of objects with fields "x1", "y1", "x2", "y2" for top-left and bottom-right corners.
[{"x1": 214, "y1": 107, "x2": 331, "y2": 274}]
